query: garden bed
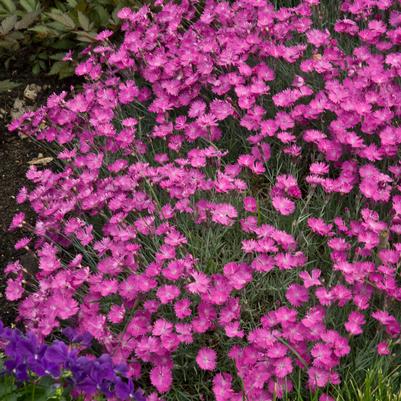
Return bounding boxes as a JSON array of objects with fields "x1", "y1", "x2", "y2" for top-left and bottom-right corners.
[{"x1": 1, "y1": 1, "x2": 401, "y2": 401}]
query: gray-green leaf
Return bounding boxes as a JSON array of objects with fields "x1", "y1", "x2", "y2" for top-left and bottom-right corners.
[
  {"x1": 0, "y1": 14, "x2": 17, "y2": 34},
  {"x1": 0, "y1": 80, "x2": 20, "y2": 92},
  {"x1": 77, "y1": 11, "x2": 90, "y2": 31},
  {"x1": 47, "y1": 10, "x2": 75, "y2": 29},
  {"x1": 15, "y1": 10, "x2": 39, "y2": 30},
  {"x1": 19, "y1": 0, "x2": 39, "y2": 13},
  {"x1": 0, "y1": 0, "x2": 16, "y2": 13}
]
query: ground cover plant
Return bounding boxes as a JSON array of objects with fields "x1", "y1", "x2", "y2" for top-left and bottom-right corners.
[
  {"x1": 0, "y1": 0, "x2": 148, "y2": 80},
  {"x1": 4, "y1": 0, "x2": 401, "y2": 399}
]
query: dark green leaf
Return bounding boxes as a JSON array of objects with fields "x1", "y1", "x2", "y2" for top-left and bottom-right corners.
[
  {"x1": 0, "y1": 14, "x2": 17, "y2": 34},
  {"x1": 50, "y1": 38, "x2": 74, "y2": 49},
  {"x1": 0, "y1": 80, "x2": 20, "y2": 92},
  {"x1": 74, "y1": 30, "x2": 97, "y2": 43},
  {"x1": 49, "y1": 51, "x2": 69, "y2": 60},
  {"x1": 0, "y1": 0, "x2": 16, "y2": 13},
  {"x1": 77, "y1": 11, "x2": 90, "y2": 31},
  {"x1": 53, "y1": 0, "x2": 67, "y2": 12},
  {"x1": 66, "y1": 0, "x2": 77, "y2": 7},
  {"x1": 47, "y1": 11, "x2": 75, "y2": 29},
  {"x1": 14, "y1": 11, "x2": 40, "y2": 30},
  {"x1": 48, "y1": 60, "x2": 65, "y2": 75},
  {"x1": 94, "y1": 5, "x2": 110, "y2": 26},
  {"x1": 19, "y1": 0, "x2": 39, "y2": 12},
  {"x1": 32, "y1": 62, "x2": 41, "y2": 74}
]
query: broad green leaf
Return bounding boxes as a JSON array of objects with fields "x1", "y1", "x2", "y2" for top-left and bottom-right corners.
[
  {"x1": 74, "y1": 30, "x2": 97, "y2": 43},
  {"x1": 66, "y1": 0, "x2": 78, "y2": 7},
  {"x1": 31, "y1": 61, "x2": 41, "y2": 74},
  {"x1": 0, "y1": 80, "x2": 20, "y2": 92},
  {"x1": 94, "y1": 5, "x2": 110, "y2": 26},
  {"x1": 37, "y1": 51, "x2": 48, "y2": 59},
  {"x1": 15, "y1": 10, "x2": 39, "y2": 30},
  {"x1": 29, "y1": 24, "x2": 52, "y2": 36},
  {"x1": 7, "y1": 30, "x2": 24, "y2": 39},
  {"x1": 0, "y1": 14, "x2": 17, "y2": 34},
  {"x1": 47, "y1": 11, "x2": 75, "y2": 29},
  {"x1": 19, "y1": 0, "x2": 38, "y2": 12},
  {"x1": 0, "y1": 0, "x2": 16, "y2": 13},
  {"x1": 58, "y1": 65, "x2": 74, "y2": 79},
  {"x1": 0, "y1": 38, "x2": 19, "y2": 49},
  {"x1": 48, "y1": 60, "x2": 65, "y2": 75},
  {"x1": 54, "y1": 0, "x2": 67, "y2": 12},
  {"x1": 51, "y1": 38, "x2": 74, "y2": 49},
  {"x1": 49, "y1": 51, "x2": 69, "y2": 60},
  {"x1": 46, "y1": 20, "x2": 72, "y2": 33},
  {"x1": 77, "y1": 10, "x2": 90, "y2": 31}
]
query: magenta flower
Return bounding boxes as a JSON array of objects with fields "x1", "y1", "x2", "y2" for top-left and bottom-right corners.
[
  {"x1": 150, "y1": 365, "x2": 173, "y2": 393},
  {"x1": 272, "y1": 196, "x2": 296, "y2": 216},
  {"x1": 196, "y1": 347, "x2": 217, "y2": 371},
  {"x1": 377, "y1": 342, "x2": 391, "y2": 356},
  {"x1": 286, "y1": 284, "x2": 309, "y2": 307}
]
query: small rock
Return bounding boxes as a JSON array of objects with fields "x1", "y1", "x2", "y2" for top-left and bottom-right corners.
[
  {"x1": 13, "y1": 97, "x2": 25, "y2": 110},
  {"x1": 10, "y1": 98, "x2": 28, "y2": 120},
  {"x1": 23, "y1": 83, "x2": 41, "y2": 101}
]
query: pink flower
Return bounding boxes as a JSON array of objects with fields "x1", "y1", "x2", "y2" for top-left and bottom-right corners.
[
  {"x1": 5, "y1": 275, "x2": 24, "y2": 301},
  {"x1": 344, "y1": 311, "x2": 365, "y2": 336},
  {"x1": 14, "y1": 237, "x2": 31, "y2": 250},
  {"x1": 308, "y1": 367, "x2": 330, "y2": 388},
  {"x1": 174, "y1": 298, "x2": 192, "y2": 319},
  {"x1": 210, "y1": 100, "x2": 234, "y2": 120},
  {"x1": 210, "y1": 203, "x2": 238, "y2": 226},
  {"x1": 108, "y1": 305, "x2": 125, "y2": 324},
  {"x1": 156, "y1": 285, "x2": 180, "y2": 304},
  {"x1": 274, "y1": 357, "x2": 293, "y2": 378},
  {"x1": 153, "y1": 319, "x2": 173, "y2": 336},
  {"x1": 320, "y1": 394, "x2": 335, "y2": 401},
  {"x1": 377, "y1": 341, "x2": 391, "y2": 356},
  {"x1": 150, "y1": 365, "x2": 173, "y2": 393},
  {"x1": 9, "y1": 212, "x2": 25, "y2": 231},
  {"x1": 187, "y1": 272, "x2": 210, "y2": 295},
  {"x1": 196, "y1": 347, "x2": 217, "y2": 371},
  {"x1": 299, "y1": 269, "x2": 321, "y2": 288},
  {"x1": 243, "y1": 196, "x2": 257, "y2": 212},
  {"x1": 310, "y1": 162, "x2": 329, "y2": 175},
  {"x1": 267, "y1": 343, "x2": 287, "y2": 359},
  {"x1": 96, "y1": 30, "x2": 113, "y2": 41},
  {"x1": 213, "y1": 373, "x2": 235, "y2": 401},
  {"x1": 224, "y1": 321, "x2": 244, "y2": 338},
  {"x1": 306, "y1": 29, "x2": 330, "y2": 47},
  {"x1": 5, "y1": 261, "x2": 22, "y2": 275},
  {"x1": 272, "y1": 196, "x2": 296, "y2": 216},
  {"x1": 372, "y1": 310, "x2": 400, "y2": 337},
  {"x1": 188, "y1": 100, "x2": 206, "y2": 118},
  {"x1": 286, "y1": 284, "x2": 309, "y2": 306},
  {"x1": 308, "y1": 218, "x2": 333, "y2": 236},
  {"x1": 16, "y1": 187, "x2": 28, "y2": 204}
]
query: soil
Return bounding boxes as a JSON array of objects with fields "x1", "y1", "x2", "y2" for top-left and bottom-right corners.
[
  {"x1": 0, "y1": 62, "x2": 74, "y2": 325},
  {"x1": 0, "y1": 132, "x2": 41, "y2": 325}
]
